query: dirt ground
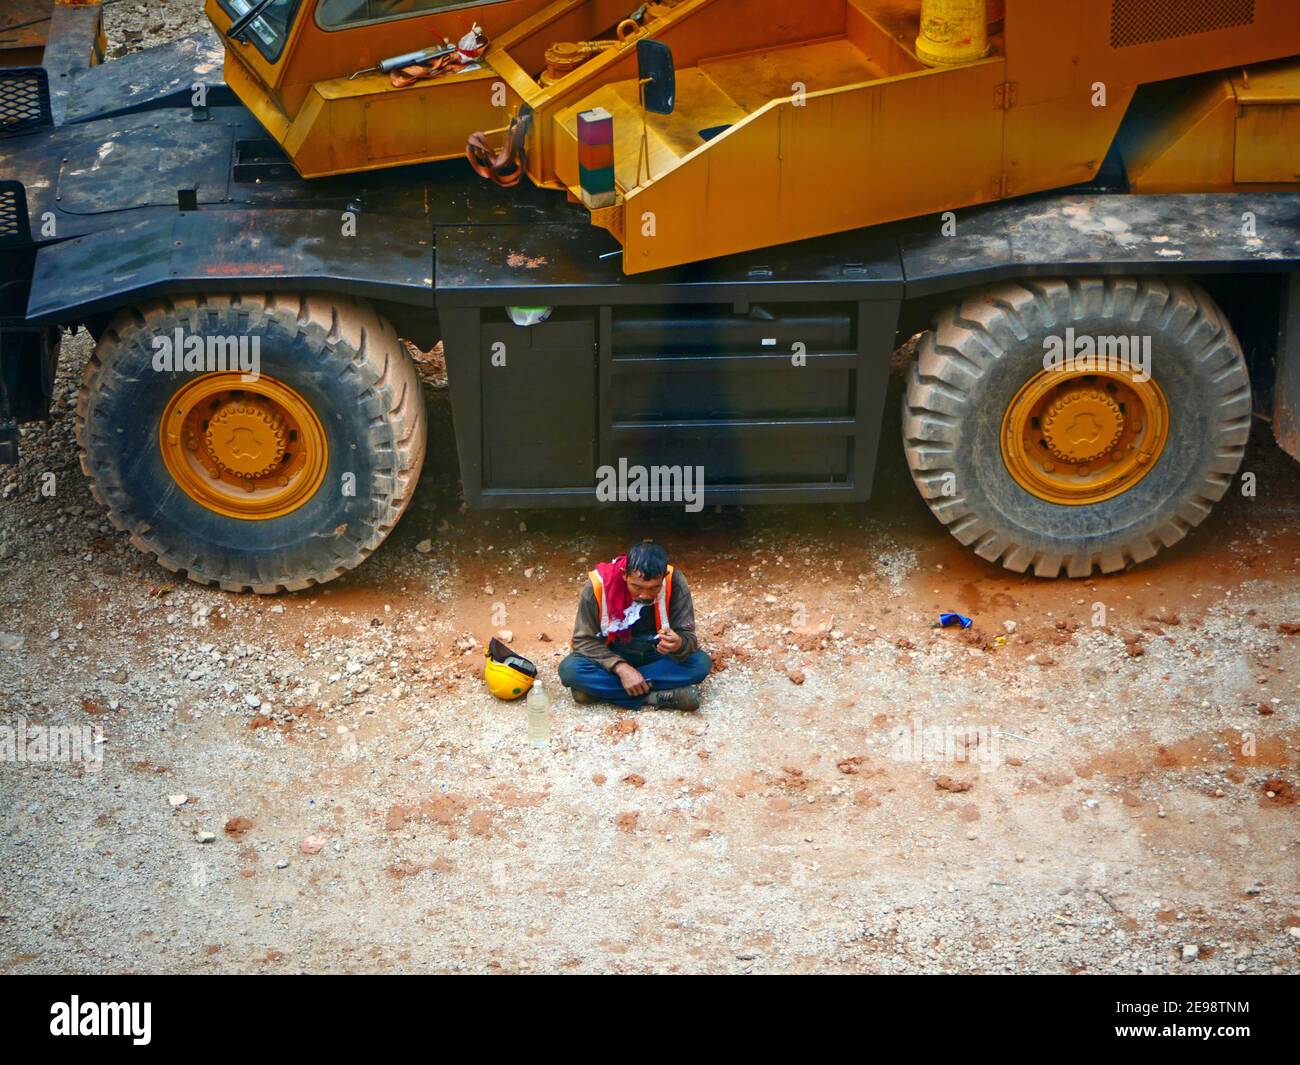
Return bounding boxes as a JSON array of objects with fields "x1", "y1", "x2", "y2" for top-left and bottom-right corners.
[{"x1": 1, "y1": 4, "x2": 1299, "y2": 975}]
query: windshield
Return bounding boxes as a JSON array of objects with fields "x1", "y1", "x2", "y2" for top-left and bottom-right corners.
[
  {"x1": 317, "y1": 0, "x2": 497, "y2": 30},
  {"x1": 219, "y1": 0, "x2": 302, "y2": 61}
]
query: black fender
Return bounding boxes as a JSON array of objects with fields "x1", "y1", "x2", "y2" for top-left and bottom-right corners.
[
  {"x1": 61, "y1": 32, "x2": 236, "y2": 125},
  {"x1": 24, "y1": 207, "x2": 434, "y2": 326}
]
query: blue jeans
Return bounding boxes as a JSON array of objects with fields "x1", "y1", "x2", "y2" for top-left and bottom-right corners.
[{"x1": 558, "y1": 650, "x2": 713, "y2": 709}]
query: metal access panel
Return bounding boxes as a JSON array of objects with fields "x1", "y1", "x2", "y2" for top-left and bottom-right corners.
[
  {"x1": 607, "y1": 303, "x2": 859, "y2": 487},
  {"x1": 480, "y1": 312, "x2": 597, "y2": 491},
  {"x1": 435, "y1": 221, "x2": 904, "y2": 509}
]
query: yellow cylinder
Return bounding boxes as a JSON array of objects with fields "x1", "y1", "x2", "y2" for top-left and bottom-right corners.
[{"x1": 915, "y1": 0, "x2": 990, "y2": 67}]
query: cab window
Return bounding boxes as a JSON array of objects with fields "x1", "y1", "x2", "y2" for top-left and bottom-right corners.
[
  {"x1": 317, "y1": 0, "x2": 496, "y2": 30},
  {"x1": 218, "y1": 0, "x2": 302, "y2": 61}
]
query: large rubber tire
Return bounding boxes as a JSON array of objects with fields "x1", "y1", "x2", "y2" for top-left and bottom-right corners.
[
  {"x1": 76, "y1": 293, "x2": 426, "y2": 593},
  {"x1": 903, "y1": 277, "x2": 1251, "y2": 578}
]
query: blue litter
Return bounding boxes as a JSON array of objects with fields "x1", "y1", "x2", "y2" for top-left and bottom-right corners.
[{"x1": 938, "y1": 613, "x2": 973, "y2": 629}]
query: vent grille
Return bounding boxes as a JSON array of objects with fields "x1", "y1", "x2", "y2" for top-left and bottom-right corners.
[
  {"x1": 0, "y1": 182, "x2": 32, "y2": 245},
  {"x1": 1111, "y1": 0, "x2": 1256, "y2": 48},
  {"x1": 0, "y1": 67, "x2": 52, "y2": 139}
]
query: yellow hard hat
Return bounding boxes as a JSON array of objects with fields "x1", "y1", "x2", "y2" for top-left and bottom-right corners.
[{"x1": 484, "y1": 637, "x2": 537, "y2": 700}]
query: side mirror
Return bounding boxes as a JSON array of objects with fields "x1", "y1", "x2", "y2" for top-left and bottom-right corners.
[{"x1": 637, "y1": 39, "x2": 676, "y2": 115}]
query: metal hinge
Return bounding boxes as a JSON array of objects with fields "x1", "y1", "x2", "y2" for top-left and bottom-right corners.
[
  {"x1": 994, "y1": 81, "x2": 1018, "y2": 109},
  {"x1": 991, "y1": 172, "x2": 1014, "y2": 198}
]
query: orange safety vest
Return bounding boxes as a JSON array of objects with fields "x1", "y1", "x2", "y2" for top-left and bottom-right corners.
[{"x1": 589, "y1": 565, "x2": 674, "y2": 645}]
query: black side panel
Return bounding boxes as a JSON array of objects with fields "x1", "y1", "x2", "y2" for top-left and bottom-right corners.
[
  {"x1": 1275, "y1": 272, "x2": 1300, "y2": 460},
  {"x1": 609, "y1": 303, "x2": 859, "y2": 487},
  {"x1": 481, "y1": 313, "x2": 597, "y2": 490},
  {"x1": 437, "y1": 222, "x2": 903, "y2": 508},
  {"x1": 0, "y1": 318, "x2": 57, "y2": 422}
]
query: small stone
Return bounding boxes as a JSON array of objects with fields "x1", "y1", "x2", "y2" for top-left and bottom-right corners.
[
  {"x1": 496, "y1": 629, "x2": 514, "y2": 644},
  {"x1": 1287, "y1": 927, "x2": 1300, "y2": 940},
  {"x1": 0, "y1": 631, "x2": 25, "y2": 651},
  {"x1": 276, "y1": 859, "x2": 289, "y2": 869},
  {"x1": 1002, "y1": 620, "x2": 1017, "y2": 634},
  {"x1": 300, "y1": 836, "x2": 325, "y2": 855},
  {"x1": 1181, "y1": 944, "x2": 1199, "y2": 962},
  {"x1": 785, "y1": 668, "x2": 805, "y2": 685},
  {"x1": 195, "y1": 831, "x2": 216, "y2": 844},
  {"x1": 168, "y1": 794, "x2": 188, "y2": 807},
  {"x1": 415, "y1": 539, "x2": 433, "y2": 554},
  {"x1": 244, "y1": 693, "x2": 262, "y2": 708}
]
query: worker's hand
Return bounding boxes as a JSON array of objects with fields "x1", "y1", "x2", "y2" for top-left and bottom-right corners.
[
  {"x1": 614, "y1": 662, "x2": 650, "y2": 697},
  {"x1": 656, "y1": 627, "x2": 683, "y2": 655}
]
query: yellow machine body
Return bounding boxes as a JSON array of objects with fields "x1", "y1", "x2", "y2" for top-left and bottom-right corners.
[{"x1": 213, "y1": 0, "x2": 1300, "y2": 274}]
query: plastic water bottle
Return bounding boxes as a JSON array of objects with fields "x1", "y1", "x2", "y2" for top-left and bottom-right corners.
[{"x1": 526, "y1": 682, "x2": 551, "y2": 748}]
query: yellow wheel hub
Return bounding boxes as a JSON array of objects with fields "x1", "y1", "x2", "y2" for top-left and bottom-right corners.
[
  {"x1": 160, "y1": 373, "x2": 328, "y2": 520},
  {"x1": 1002, "y1": 370, "x2": 1169, "y2": 505}
]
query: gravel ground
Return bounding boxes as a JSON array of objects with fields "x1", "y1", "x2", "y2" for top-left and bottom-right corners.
[{"x1": 1, "y1": 6, "x2": 1299, "y2": 975}]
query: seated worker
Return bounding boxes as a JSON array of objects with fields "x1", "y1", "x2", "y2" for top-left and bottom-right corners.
[{"x1": 559, "y1": 541, "x2": 712, "y2": 711}]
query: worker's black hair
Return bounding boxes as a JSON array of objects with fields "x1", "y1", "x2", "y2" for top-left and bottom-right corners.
[{"x1": 626, "y1": 540, "x2": 668, "y2": 580}]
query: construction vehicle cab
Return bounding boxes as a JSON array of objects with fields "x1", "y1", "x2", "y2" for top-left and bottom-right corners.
[
  {"x1": 206, "y1": 0, "x2": 568, "y2": 175},
  {"x1": 2, "y1": 0, "x2": 1300, "y2": 591}
]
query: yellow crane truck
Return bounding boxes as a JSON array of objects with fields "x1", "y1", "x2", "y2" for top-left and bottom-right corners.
[{"x1": 1, "y1": 0, "x2": 1298, "y2": 590}]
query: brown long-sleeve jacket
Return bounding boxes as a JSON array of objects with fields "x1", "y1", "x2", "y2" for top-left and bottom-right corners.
[{"x1": 569, "y1": 570, "x2": 699, "y2": 672}]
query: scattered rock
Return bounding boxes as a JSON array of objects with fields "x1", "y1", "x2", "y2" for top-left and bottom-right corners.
[
  {"x1": 935, "y1": 776, "x2": 972, "y2": 793},
  {"x1": 300, "y1": 836, "x2": 325, "y2": 855},
  {"x1": 415, "y1": 539, "x2": 433, "y2": 554},
  {"x1": 167, "y1": 794, "x2": 188, "y2": 807},
  {"x1": 195, "y1": 831, "x2": 216, "y2": 844},
  {"x1": 224, "y1": 817, "x2": 254, "y2": 840},
  {"x1": 607, "y1": 718, "x2": 639, "y2": 740}
]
